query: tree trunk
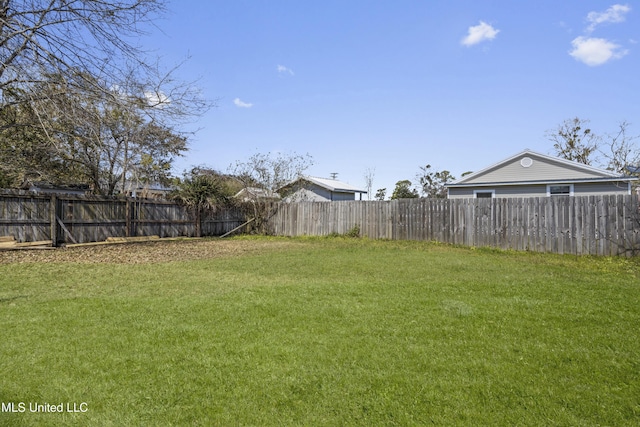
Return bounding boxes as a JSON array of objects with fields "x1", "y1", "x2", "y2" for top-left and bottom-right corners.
[{"x1": 195, "y1": 206, "x2": 202, "y2": 238}]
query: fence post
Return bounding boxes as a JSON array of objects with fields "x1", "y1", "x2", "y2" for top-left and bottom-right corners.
[
  {"x1": 126, "y1": 198, "x2": 131, "y2": 237},
  {"x1": 50, "y1": 194, "x2": 58, "y2": 246},
  {"x1": 196, "y1": 207, "x2": 202, "y2": 238}
]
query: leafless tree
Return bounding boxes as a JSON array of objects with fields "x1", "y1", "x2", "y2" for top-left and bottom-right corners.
[
  {"x1": 2, "y1": 1, "x2": 159, "y2": 105},
  {"x1": 0, "y1": 1, "x2": 211, "y2": 191},
  {"x1": 1, "y1": 71, "x2": 190, "y2": 194},
  {"x1": 231, "y1": 152, "x2": 314, "y2": 195},
  {"x1": 230, "y1": 152, "x2": 314, "y2": 233},
  {"x1": 547, "y1": 118, "x2": 640, "y2": 174},
  {"x1": 546, "y1": 117, "x2": 600, "y2": 165},
  {"x1": 600, "y1": 121, "x2": 640, "y2": 174},
  {"x1": 1, "y1": 0, "x2": 210, "y2": 121},
  {"x1": 363, "y1": 167, "x2": 375, "y2": 200}
]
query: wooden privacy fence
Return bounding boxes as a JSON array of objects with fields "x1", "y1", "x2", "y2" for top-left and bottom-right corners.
[
  {"x1": 267, "y1": 195, "x2": 640, "y2": 256},
  {"x1": 3, "y1": 191, "x2": 640, "y2": 256},
  {"x1": 0, "y1": 191, "x2": 248, "y2": 245}
]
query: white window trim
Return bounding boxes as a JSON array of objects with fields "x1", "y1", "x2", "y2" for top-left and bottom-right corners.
[
  {"x1": 473, "y1": 189, "x2": 495, "y2": 198},
  {"x1": 546, "y1": 184, "x2": 574, "y2": 196}
]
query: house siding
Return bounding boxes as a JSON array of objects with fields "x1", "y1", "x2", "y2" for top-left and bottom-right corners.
[
  {"x1": 462, "y1": 155, "x2": 606, "y2": 185},
  {"x1": 331, "y1": 192, "x2": 357, "y2": 201},
  {"x1": 280, "y1": 177, "x2": 366, "y2": 202},
  {"x1": 574, "y1": 181, "x2": 629, "y2": 196},
  {"x1": 285, "y1": 186, "x2": 329, "y2": 201},
  {"x1": 449, "y1": 186, "x2": 545, "y2": 199},
  {"x1": 284, "y1": 185, "x2": 357, "y2": 202},
  {"x1": 448, "y1": 181, "x2": 630, "y2": 199}
]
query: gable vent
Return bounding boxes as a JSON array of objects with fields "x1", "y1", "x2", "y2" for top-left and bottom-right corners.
[{"x1": 520, "y1": 157, "x2": 533, "y2": 168}]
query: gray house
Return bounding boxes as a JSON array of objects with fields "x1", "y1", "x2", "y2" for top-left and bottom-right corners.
[
  {"x1": 279, "y1": 176, "x2": 367, "y2": 202},
  {"x1": 447, "y1": 149, "x2": 636, "y2": 199}
]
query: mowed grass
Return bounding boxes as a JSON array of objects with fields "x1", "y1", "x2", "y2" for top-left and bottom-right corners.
[{"x1": 1, "y1": 237, "x2": 639, "y2": 426}]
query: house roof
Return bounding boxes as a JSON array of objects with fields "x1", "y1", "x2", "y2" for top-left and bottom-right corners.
[
  {"x1": 26, "y1": 181, "x2": 91, "y2": 194},
  {"x1": 280, "y1": 176, "x2": 367, "y2": 194},
  {"x1": 123, "y1": 181, "x2": 174, "y2": 192},
  {"x1": 234, "y1": 187, "x2": 281, "y2": 200},
  {"x1": 447, "y1": 149, "x2": 636, "y2": 188},
  {"x1": 626, "y1": 165, "x2": 640, "y2": 174}
]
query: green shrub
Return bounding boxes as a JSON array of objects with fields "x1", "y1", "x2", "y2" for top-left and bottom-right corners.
[{"x1": 344, "y1": 224, "x2": 360, "y2": 238}]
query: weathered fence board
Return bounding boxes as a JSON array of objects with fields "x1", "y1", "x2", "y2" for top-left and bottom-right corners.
[
  {"x1": 0, "y1": 191, "x2": 247, "y2": 245},
  {"x1": 268, "y1": 196, "x2": 640, "y2": 256},
  {"x1": 0, "y1": 194, "x2": 52, "y2": 243}
]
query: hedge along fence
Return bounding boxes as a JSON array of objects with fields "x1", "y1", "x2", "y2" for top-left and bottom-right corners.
[
  {"x1": 267, "y1": 195, "x2": 640, "y2": 256},
  {"x1": 0, "y1": 190, "x2": 248, "y2": 246}
]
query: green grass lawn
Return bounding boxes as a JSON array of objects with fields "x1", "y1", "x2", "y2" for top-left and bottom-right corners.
[{"x1": 1, "y1": 237, "x2": 639, "y2": 426}]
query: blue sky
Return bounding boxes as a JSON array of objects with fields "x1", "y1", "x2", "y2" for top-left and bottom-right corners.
[{"x1": 145, "y1": 1, "x2": 639, "y2": 198}]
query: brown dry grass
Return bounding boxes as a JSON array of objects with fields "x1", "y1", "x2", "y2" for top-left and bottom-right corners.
[{"x1": 0, "y1": 237, "x2": 297, "y2": 264}]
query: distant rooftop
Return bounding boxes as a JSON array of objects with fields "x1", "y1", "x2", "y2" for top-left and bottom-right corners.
[{"x1": 299, "y1": 176, "x2": 367, "y2": 193}]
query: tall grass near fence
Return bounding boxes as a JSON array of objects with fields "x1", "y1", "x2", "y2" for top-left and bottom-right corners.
[{"x1": 1, "y1": 237, "x2": 639, "y2": 426}]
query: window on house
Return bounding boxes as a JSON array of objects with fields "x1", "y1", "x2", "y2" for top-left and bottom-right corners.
[
  {"x1": 474, "y1": 190, "x2": 494, "y2": 198},
  {"x1": 547, "y1": 184, "x2": 573, "y2": 196}
]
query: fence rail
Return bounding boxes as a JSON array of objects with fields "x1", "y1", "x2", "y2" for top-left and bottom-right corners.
[
  {"x1": 267, "y1": 195, "x2": 640, "y2": 256},
  {"x1": 0, "y1": 191, "x2": 247, "y2": 245}
]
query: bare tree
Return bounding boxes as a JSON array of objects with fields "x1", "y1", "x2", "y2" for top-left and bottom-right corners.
[
  {"x1": 547, "y1": 118, "x2": 640, "y2": 174},
  {"x1": 231, "y1": 151, "x2": 314, "y2": 233},
  {"x1": 546, "y1": 117, "x2": 600, "y2": 165},
  {"x1": 231, "y1": 152, "x2": 314, "y2": 194},
  {"x1": 0, "y1": 1, "x2": 210, "y2": 191},
  {"x1": 1, "y1": 72, "x2": 190, "y2": 194},
  {"x1": 363, "y1": 167, "x2": 375, "y2": 201},
  {"x1": 1, "y1": 1, "x2": 163, "y2": 106},
  {"x1": 600, "y1": 121, "x2": 640, "y2": 174},
  {"x1": 599, "y1": 121, "x2": 640, "y2": 196}
]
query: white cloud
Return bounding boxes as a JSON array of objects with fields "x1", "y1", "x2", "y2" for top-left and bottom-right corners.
[
  {"x1": 461, "y1": 21, "x2": 500, "y2": 47},
  {"x1": 233, "y1": 98, "x2": 253, "y2": 108},
  {"x1": 277, "y1": 64, "x2": 294, "y2": 75},
  {"x1": 145, "y1": 90, "x2": 170, "y2": 108},
  {"x1": 109, "y1": 86, "x2": 169, "y2": 108},
  {"x1": 586, "y1": 4, "x2": 631, "y2": 33},
  {"x1": 569, "y1": 36, "x2": 628, "y2": 66}
]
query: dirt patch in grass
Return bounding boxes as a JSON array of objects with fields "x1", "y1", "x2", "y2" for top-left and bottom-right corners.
[{"x1": 0, "y1": 238, "x2": 296, "y2": 264}]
